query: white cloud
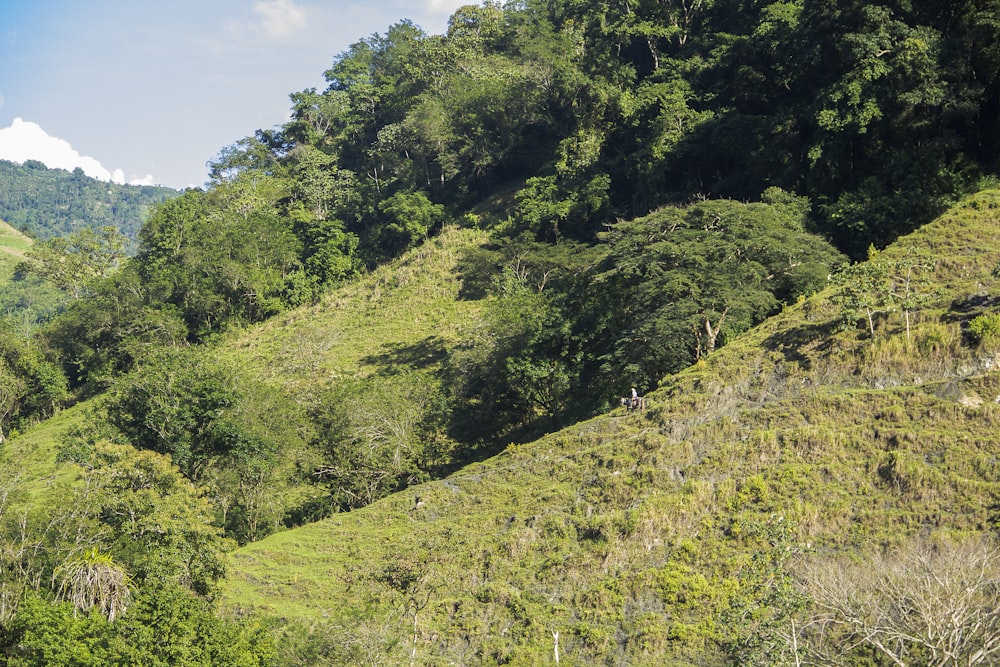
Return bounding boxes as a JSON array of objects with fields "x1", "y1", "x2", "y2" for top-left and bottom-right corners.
[
  {"x1": 254, "y1": 0, "x2": 308, "y2": 39},
  {"x1": 129, "y1": 174, "x2": 158, "y2": 187},
  {"x1": 226, "y1": 0, "x2": 308, "y2": 41},
  {"x1": 0, "y1": 118, "x2": 157, "y2": 186},
  {"x1": 426, "y1": 0, "x2": 468, "y2": 15}
]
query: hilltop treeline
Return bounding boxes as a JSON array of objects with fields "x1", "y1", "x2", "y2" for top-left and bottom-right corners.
[
  {"x1": 0, "y1": 160, "x2": 178, "y2": 241},
  {"x1": 267, "y1": 0, "x2": 999, "y2": 256}
]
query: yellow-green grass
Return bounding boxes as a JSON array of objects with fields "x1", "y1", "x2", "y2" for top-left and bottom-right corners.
[
  {"x1": 1, "y1": 400, "x2": 97, "y2": 508},
  {"x1": 0, "y1": 219, "x2": 31, "y2": 281},
  {"x1": 217, "y1": 224, "x2": 488, "y2": 394},
  {"x1": 218, "y1": 190, "x2": 1000, "y2": 663}
]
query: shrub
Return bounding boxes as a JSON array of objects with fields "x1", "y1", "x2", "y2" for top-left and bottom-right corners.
[{"x1": 968, "y1": 312, "x2": 1000, "y2": 347}]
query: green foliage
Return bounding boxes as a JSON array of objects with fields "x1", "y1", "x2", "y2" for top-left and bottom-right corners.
[
  {"x1": 448, "y1": 237, "x2": 602, "y2": 437},
  {"x1": 214, "y1": 191, "x2": 1000, "y2": 664},
  {"x1": 0, "y1": 320, "x2": 68, "y2": 440},
  {"x1": 719, "y1": 516, "x2": 809, "y2": 666},
  {"x1": 1, "y1": 592, "x2": 111, "y2": 667},
  {"x1": 832, "y1": 245, "x2": 936, "y2": 339},
  {"x1": 108, "y1": 347, "x2": 240, "y2": 478},
  {"x1": 831, "y1": 246, "x2": 895, "y2": 336},
  {"x1": 16, "y1": 226, "x2": 127, "y2": 299},
  {"x1": 32, "y1": 0, "x2": 1000, "y2": 398},
  {"x1": 0, "y1": 221, "x2": 67, "y2": 335},
  {"x1": 10, "y1": 0, "x2": 1000, "y2": 662},
  {"x1": 106, "y1": 346, "x2": 300, "y2": 543},
  {"x1": 138, "y1": 185, "x2": 303, "y2": 336},
  {"x1": 40, "y1": 264, "x2": 189, "y2": 391},
  {"x1": 968, "y1": 312, "x2": 1000, "y2": 347},
  {"x1": 2, "y1": 585, "x2": 274, "y2": 667},
  {"x1": 580, "y1": 195, "x2": 845, "y2": 397},
  {"x1": 310, "y1": 373, "x2": 448, "y2": 511},
  {"x1": 372, "y1": 190, "x2": 445, "y2": 257},
  {"x1": 72, "y1": 440, "x2": 232, "y2": 594},
  {"x1": 0, "y1": 160, "x2": 178, "y2": 241}
]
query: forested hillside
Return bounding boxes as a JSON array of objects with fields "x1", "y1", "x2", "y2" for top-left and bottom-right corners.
[
  {"x1": 1, "y1": 0, "x2": 1000, "y2": 664},
  {"x1": 0, "y1": 159, "x2": 178, "y2": 241}
]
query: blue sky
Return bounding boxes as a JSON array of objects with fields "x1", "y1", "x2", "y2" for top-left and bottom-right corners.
[{"x1": 0, "y1": 0, "x2": 466, "y2": 189}]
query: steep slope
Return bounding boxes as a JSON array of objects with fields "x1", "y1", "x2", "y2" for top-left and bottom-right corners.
[
  {"x1": 0, "y1": 218, "x2": 31, "y2": 280},
  {"x1": 219, "y1": 190, "x2": 1000, "y2": 664},
  {"x1": 218, "y1": 224, "x2": 488, "y2": 395},
  {"x1": 0, "y1": 225, "x2": 493, "y2": 542}
]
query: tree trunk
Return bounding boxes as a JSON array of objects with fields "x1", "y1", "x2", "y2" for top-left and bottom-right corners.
[{"x1": 704, "y1": 308, "x2": 729, "y2": 355}]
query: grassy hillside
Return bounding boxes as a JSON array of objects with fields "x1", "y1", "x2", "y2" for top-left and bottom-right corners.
[
  {"x1": 0, "y1": 218, "x2": 31, "y2": 281},
  {"x1": 1, "y1": 225, "x2": 493, "y2": 543},
  {"x1": 218, "y1": 224, "x2": 488, "y2": 394},
  {"x1": 219, "y1": 190, "x2": 1000, "y2": 664}
]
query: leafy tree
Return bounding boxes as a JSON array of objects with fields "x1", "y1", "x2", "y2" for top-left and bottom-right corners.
[
  {"x1": 107, "y1": 347, "x2": 296, "y2": 542},
  {"x1": 0, "y1": 320, "x2": 68, "y2": 440},
  {"x1": 137, "y1": 183, "x2": 302, "y2": 338},
  {"x1": 16, "y1": 226, "x2": 127, "y2": 299},
  {"x1": 1, "y1": 592, "x2": 110, "y2": 667},
  {"x1": 311, "y1": 374, "x2": 448, "y2": 510},
  {"x1": 515, "y1": 128, "x2": 612, "y2": 242},
  {"x1": 0, "y1": 274, "x2": 67, "y2": 335},
  {"x1": 41, "y1": 264, "x2": 187, "y2": 391},
  {"x1": 889, "y1": 246, "x2": 935, "y2": 341},
  {"x1": 451, "y1": 263, "x2": 574, "y2": 430},
  {"x1": 831, "y1": 246, "x2": 894, "y2": 337},
  {"x1": 372, "y1": 190, "x2": 445, "y2": 258},
  {"x1": 72, "y1": 440, "x2": 231, "y2": 595},
  {"x1": 833, "y1": 244, "x2": 936, "y2": 341},
  {"x1": 448, "y1": 239, "x2": 602, "y2": 437},
  {"x1": 719, "y1": 515, "x2": 809, "y2": 667},
  {"x1": 0, "y1": 362, "x2": 26, "y2": 444},
  {"x1": 106, "y1": 347, "x2": 239, "y2": 478},
  {"x1": 580, "y1": 194, "x2": 845, "y2": 396},
  {"x1": 373, "y1": 555, "x2": 441, "y2": 667},
  {"x1": 2, "y1": 585, "x2": 273, "y2": 667},
  {"x1": 108, "y1": 580, "x2": 275, "y2": 667}
]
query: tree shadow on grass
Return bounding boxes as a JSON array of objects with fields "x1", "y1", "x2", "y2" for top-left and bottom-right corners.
[
  {"x1": 762, "y1": 319, "x2": 842, "y2": 371},
  {"x1": 362, "y1": 336, "x2": 449, "y2": 376},
  {"x1": 942, "y1": 294, "x2": 1000, "y2": 345}
]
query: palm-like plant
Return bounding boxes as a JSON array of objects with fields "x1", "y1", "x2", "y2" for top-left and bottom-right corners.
[{"x1": 54, "y1": 548, "x2": 133, "y2": 621}]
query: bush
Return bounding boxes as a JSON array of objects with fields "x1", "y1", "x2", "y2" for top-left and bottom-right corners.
[{"x1": 968, "y1": 312, "x2": 1000, "y2": 347}]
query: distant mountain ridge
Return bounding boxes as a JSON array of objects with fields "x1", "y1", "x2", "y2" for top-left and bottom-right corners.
[{"x1": 0, "y1": 159, "x2": 179, "y2": 241}]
